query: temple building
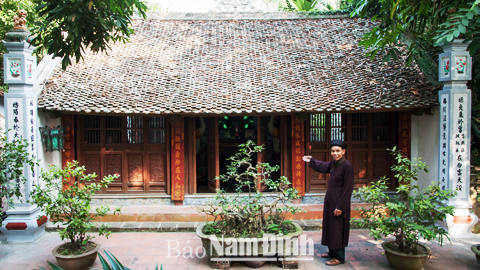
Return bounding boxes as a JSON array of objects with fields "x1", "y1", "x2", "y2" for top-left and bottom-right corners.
[
  {"x1": 34, "y1": 12, "x2": 443, "y2": 204},
  {"x1": 1, "y1": 12, "x2": 445, "y2": 215}
]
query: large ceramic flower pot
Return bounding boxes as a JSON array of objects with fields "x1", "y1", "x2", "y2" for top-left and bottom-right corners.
[
  {"x1": 381, "y1": 241, "x2": 431, "y2": 270},
  {"x1": 52, "y1": 241, "x2": 101, "y2": 270},
  {"x1": 471, "y1": 244, "x2": 480, "y2": 263},
  {"x1": 196, "y1": 221, "x2": 303, "y2": 261}
]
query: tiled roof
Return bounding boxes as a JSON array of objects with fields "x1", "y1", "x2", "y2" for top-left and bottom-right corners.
[{"x1": 38, "y1": 14, "x2": 439, "y2": 115}]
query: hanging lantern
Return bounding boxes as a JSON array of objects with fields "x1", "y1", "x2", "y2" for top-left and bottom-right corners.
[{"x1": 39, "y1": 126, "x2": 66, "y2": 152}]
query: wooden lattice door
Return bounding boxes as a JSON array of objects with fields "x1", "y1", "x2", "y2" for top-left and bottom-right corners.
[
  {"x1": 77, "y1": 115, "x2": 168, "y2": 193},
  {"x1": 306, "y1": 112, "x2": 397, "y2": 193}
]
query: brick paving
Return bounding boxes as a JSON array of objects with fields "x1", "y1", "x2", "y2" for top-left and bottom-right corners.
[{"x1": 0, "y1": 229, "x2": 479, "y2": 270}]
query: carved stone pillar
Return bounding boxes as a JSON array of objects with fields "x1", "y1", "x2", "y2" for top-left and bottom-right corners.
[
  {"x1": 438, "y1": 39, "x2": 478, "y2": 237},
  {"x1": 0, "y1": 13, "x2": 46, "y2": 242}
]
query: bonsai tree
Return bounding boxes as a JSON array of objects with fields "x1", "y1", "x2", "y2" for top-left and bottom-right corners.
[
  {"x1": 198, "y1": 140, "x2": 304, "y2": 237},
  {"x1": 353, "y1": 147, "x2": 456, "y2": 255},
  {"x1": 30, "y1": 160, "x2": 120, "y2": 254},
  {"x1": 0, "y1": 132, "x2": 37, "y2": 226}
]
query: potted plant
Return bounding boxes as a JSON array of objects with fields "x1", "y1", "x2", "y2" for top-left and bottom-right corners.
[
  {"x1": 352, "y1": 147, "x2": 456, "y2": 270},
  {"x1": 196, "y1": 141, "x2": 304, "y2": 269},
  {"x1": 30, "y1": 160, "x2": 120, "y2": 270}
]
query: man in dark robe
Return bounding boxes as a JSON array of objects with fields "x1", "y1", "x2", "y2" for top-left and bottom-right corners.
[{"x1": 302, "y1": 140, "x2": 354, "y2": 266}]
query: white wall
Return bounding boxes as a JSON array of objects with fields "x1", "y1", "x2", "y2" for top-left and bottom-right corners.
[
  {"x1": 34, "y1": 55, "x2": 63, "y2": 187},
  {"x1": 411, "y1": 106, "x2": 440, "y2": 190}
]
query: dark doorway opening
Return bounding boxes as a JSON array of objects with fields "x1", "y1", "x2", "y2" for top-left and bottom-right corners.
[
  {"x1": 218, "y1": 116, "x2": 257, "y2": 192},
  {"x1": 195, "y1": 116, "x2": 283, "y2": 193}
]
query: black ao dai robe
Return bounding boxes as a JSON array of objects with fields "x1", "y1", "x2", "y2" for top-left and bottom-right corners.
[{"x1": 309, "y1": 156, "x2": 354, "y2": 250}]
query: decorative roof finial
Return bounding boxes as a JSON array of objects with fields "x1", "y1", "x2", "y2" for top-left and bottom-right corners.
[
  {"x1": 5, "y1": 9, "x2": 31, "y2": 42},
  {"x1": 13, "y1": 10, "x2": 28, "y2": 30},
  {"x1": 211, "y1": 0, "x2": 259, "y2": 13}
]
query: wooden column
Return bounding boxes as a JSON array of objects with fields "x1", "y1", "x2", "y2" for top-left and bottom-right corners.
[
  {"x1": 291, "y1": 116, "x2": 305, "y2": 196},
  {"x1": 398, "y1": 112, "x2": 411, "y2": 159},
  {"x1": 171, "y1": 118, "x2": 185, "y2": 202},
  {"x1": 257, "y1": 116, "x2": 268, "y2": 191},
  {"x1": 62, "y1": 114, "x2": 75, "y2": 187},
  {"x1": 186, "y1": 117, "x2": 196, "y2": 194},
  {"x1": 207, "y1": 117, "x2": 219, "y2": 192}
]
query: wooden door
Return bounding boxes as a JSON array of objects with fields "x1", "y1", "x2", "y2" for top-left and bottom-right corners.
[
  {"x1": 206, "y1": 117, "x2": 219, "y2": 192},
  {"x1": 306, "y1": 112, "x2": 397, "y2": 193},
  {"x1": 144, "y1": 117, "x2": 168, "y2": 192},
  {"x1": 77, "y1": 115, "x2": 167, "y2": 193},
  {"x1": 306, "y1": 114, "x2": 329, "y2": 193}
]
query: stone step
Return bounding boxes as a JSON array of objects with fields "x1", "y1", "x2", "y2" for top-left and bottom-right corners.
[
  {"x1": 45, "y1": 220, "x2": 323, "y2": 233},
  {"x1": 89, "y1": 204, "x2": 366, "y2": 223}
]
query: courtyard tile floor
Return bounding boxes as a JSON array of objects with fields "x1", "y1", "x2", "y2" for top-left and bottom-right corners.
[{"x1": 0, "y1": 230, "x2": 479, "y2": 270}]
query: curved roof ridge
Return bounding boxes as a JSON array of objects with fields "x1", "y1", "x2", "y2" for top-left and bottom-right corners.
[{"x1": 142, "y1": 11, "x2": 351, "y2": 21}]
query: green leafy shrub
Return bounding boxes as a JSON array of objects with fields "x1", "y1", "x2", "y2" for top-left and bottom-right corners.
[
  {"x1": 0, "y1": 131, "x2": 37, "y2": 226},
  {"x1": 197, "y1": 140, "x2": 304, "y2": 237},
  {"x1": 352, "y1": 147, "x2": 456, "y2": 254},
  {"x1": 30, "y1": 160, "x2": 120, "y2": 254}
]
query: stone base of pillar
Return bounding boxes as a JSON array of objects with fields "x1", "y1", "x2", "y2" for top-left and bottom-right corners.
[
  {"x1": 445, "y1": 208, "x2": 478, "y2": 238},
  {"x1": 0, "y1": 204, "x2": 46, "y2": 242}
]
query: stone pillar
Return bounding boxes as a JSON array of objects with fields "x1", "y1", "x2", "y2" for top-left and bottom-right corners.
[
  {"x1": 0, "y1": 16, "x2": 46, "y2": 242},
  {"x1": 438, "y1": 39, "x2": 478, "y2": 237}
]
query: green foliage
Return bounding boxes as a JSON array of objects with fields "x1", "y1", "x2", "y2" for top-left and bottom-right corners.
[
  {"x1": 31, "y1": 0, "x2": 148, "y2": 70},
  {"x1": 0, "y1": 131, "x2": 38, "y2": 226},
  {"x1": 39, "y1": 250, "x2": 162, "y2": 270},
  {"x1": 203, "y1": 221, "x2": 222, "y2": 235},
  {"x1": 288, "y1": 0, "x2": 319, "y2": 11},
  {"x1": 472, "y1": 145, "x2": 480, "y2": 166},
  {"x1": 352, "y1": 147, "x2": 456, "y2": 255},
  {"x1": 351, "y1": 0, "x2": 454, "y2": 67},
  {"x1": 351, "y1": 0, "x2": 480, "y2": 159},
  {"x1": 197, "y1": 141, "x2": 304, "y2": 237},
  {"x1": 277, "y1": 0, "x2": 357, "y2": 13},
  {"x1": 434, "y1": 1, "x2": 480, "y2": 47},
  {"x1": 30, "y1": 160, "x2": 121, "y2": 253}
]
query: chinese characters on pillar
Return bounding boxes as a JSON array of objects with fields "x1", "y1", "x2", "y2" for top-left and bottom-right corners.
[
  {"x1": 398, "y1": 112, "x2": 411, "y2": 159},
  {"x1": 439, "y1": 94, "x2": 449, "y2": 191},
  {"x1": 62, "y1": 114, "x2": 75, "y2": 187},
  {"x1": 171, "y1": 120, "x2": 185, "y2": 201},
  {"x1": 9, "y1": 99, "x2": 23, "y2": 188},
  {"x1": 291, "y1": 116, "x2": 305, "y2": 196},
  {"x1": 27, "y1": 98, "x2": 37, "y2": 181},
  {"x1": 453, "y1": 93, "x2": 468, "y2": 197},
  {"x1": 12, "y1": 101, "x2": 21, "y2": 140}
]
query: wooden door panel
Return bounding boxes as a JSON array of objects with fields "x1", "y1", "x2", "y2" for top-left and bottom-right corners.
[
  {"x1": 85, "y1": 154, "x2": 101, "y2": 181},
  {"x1": 104, "y1": 154, "x2": 123, "y2": 193},
  {"x1": 352, "y1": 151, "x2": 368, "y2": 188},
  {"x1": 127, "y1": 154, "x2": 144, "y2": 192},
  {"x1": 372, "y1": 151, "x2": 389, "y2": 180},
  {"x1": 105, "y1": 154, "x2": 122, "y2": 180},
  {"x1": 308, "y1": 151, "x2": 327, "y2": 192},
  {"x1": 149, "y1": 154, "x2": 166, "y2": 192},
  {"x1": 149, "y1": 155, "x2": 166, "y2": 182}
]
